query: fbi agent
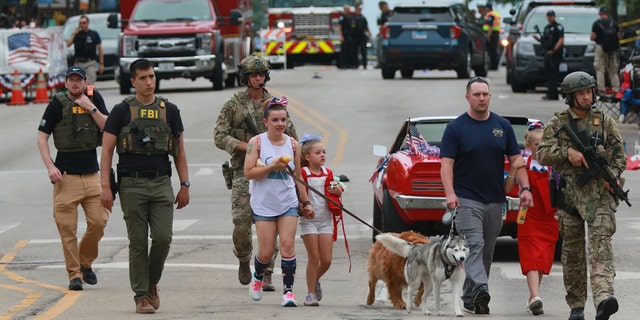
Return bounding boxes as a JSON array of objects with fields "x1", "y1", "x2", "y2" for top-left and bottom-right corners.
[
  {"x1": 37, "y1": 66, "x2": 110, "y2": 291},
  {"x1": 100, "y1": 58, "x2": 190, "y2": 314}
]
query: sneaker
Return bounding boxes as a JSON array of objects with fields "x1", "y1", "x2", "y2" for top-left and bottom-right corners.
[
  {"x1": 68, "y1": 277, "x2": 83, "y2": 291},
  {"x1": 473, "y1": 287, "x2": 490, "y2": 314},
  {"x1": 249, "y1": 275, "x2": 264, "y2": 301},
  {"x1": 135, "y1": 297, "x2": 156, "y2": 314},
  {"x1": 595, "y1": 297, "x2": 619, "y2": 320},
  {"x1": 262, "y1": 269, "x2": 275, "y2": 292},
  {"x1": 81, "y1": 266, "x2": 97, "y2": 285},
  {"x1": 315, "y1": 282, "x2": 323, "y2": 301},
  {"x1": 463, "y1": 302, "x2": 475, "y2": 314},
  {"x1": 281, "y1": 291, "x2": 297, "y2": 307},
  {"x1": 238, "y1": 260, "x2": 251, "y2": 285},
  {"x1": 304, "y1": 293, "x2": 319, "y2": 306},
  {"x1": 148, "y1": 285, "x2": 160, "y2": 310},
  {"x1": 528, "y1": 296, "x2": 544, "y2": 315},
  {"x1": 618, "y1": 114, "x2": 626, "y2": 123},
  {"x1": 568, "y1": 307, "x2": 585, "y2": 320}
]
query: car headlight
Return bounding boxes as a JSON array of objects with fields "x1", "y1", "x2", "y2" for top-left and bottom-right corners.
[
  {"x1": 196, "y1": 33, "x2": 213, "y2": 54},
  {"x1": 515, "y1": 42, "x2": 535, "y2": 55},
  {"x1": 122, "y1": 35, "x2": 137, "y2": 57},
  {"x1": 585, "y1": 43, "x2": 596, "y2": 54},
  {"x1": 500, "y1": 39, "x2": 509, "y2": 47}
]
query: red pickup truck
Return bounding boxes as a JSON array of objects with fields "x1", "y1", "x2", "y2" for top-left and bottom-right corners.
[{"x1": 109, "y1": 0, "x2": 253, "y2": 94}]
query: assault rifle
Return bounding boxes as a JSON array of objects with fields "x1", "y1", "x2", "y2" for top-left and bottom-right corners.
[{"x1": 554, "y1": 124, "x2": 631, "y2": 207}]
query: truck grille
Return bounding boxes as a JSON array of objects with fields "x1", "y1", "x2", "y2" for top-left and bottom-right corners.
[
  {"x1": 137, "y1": 35, "x2": 197, "y2": 58},
  {"x1": 534, "y1": 45, "x2": 585, "y2": 58},
  {"x1": 294, "y1": 13, "x2": 330, "y2": 38}
]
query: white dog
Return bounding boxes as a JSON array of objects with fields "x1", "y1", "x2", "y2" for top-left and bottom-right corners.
[{"x1": 376, "y1": 233, "x2": 469, "y2": 317}]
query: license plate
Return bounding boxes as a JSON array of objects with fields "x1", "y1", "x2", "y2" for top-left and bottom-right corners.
[
  {"x1": 412, "y1": 31, "x2": 427, "y2": 39},
  {"x1": 159, "y1": 62, "x2": 174, "y2": 71},
  {"x1": 559, "y1": 63, "x2": 568, "y2": 73}
]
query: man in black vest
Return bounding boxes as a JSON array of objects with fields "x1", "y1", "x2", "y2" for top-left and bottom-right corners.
[
  {"x1": 100, "y1": 58, "x2": 190, "y2": 314},
  {"x1": 66, "y1": 15, "x2": 104, "y2": 84},
  {"x1": 37, "y1": 66, "x2": 110, "y2": 291},
  {"x1": 590, "y1": 6, "x2": 621, "y2": 95},
  {"x1": 535, "y1": 10, "x2": 564, "y2": 101}
]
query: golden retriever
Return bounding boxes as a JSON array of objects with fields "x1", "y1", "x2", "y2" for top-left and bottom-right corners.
[{"x1": 366, "y1": 230, "x2": 429, "y2": 309}]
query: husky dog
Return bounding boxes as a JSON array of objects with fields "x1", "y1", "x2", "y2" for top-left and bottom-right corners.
[{"x1": 375, "y1": 233, "x2": 469, "y2": 317}]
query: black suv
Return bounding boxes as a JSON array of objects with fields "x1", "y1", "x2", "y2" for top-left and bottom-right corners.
[
  {"x1": 376, "y1": 0, "x2": 488, "y2": 79},
  {"x1": 503, "y1": 0, "x2": 596, "y2": 85},
  {"x1": 509, "y1": 6, "x2": 598, "y2": 92}
]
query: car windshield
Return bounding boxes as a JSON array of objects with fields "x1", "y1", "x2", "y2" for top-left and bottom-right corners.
[
  {"x1": 132, "y1": 0, "x2": 212, "y2": 22},
  {"x1": 524, "y1": 11, "x2": 596, "y2": 34},
  {"x1": 389, "y1": 7, "x2": 451, "y2": 23},
  {"x1": 268, "y1": 0, "x2": 354, "y2": 7},
  {"x1": 63, "y1": 15, "x2": 120, "y2": 40}
]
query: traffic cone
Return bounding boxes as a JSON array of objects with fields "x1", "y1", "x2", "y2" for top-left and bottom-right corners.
[
  {"x1": 7, "y1": 70, "x2": 27, "y2": 106},
  {"x1": 33, "y1": 68, "x2": 50, "y2": 103}
]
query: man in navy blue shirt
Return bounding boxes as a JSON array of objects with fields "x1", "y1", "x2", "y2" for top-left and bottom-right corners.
[{"x1": 440, "y1": 76, "x2": 534, "y2": 315}]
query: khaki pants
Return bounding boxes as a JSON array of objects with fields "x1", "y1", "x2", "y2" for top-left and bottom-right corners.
[
  {"x1": 75, "y1": 59, "x2": 98, "y2": 85},
  {"x1": 53, "y1": 172, "x2": 109, "y2": 280},
  {"x1": 594, "y1": 45, "x2": 620, "y2": 92}
]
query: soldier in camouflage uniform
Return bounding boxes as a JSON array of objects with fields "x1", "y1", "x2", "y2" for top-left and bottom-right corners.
[
  {"x1": 537, "y1": 71, "x2": 625, "y2": 320},
  {"x1": 214, "y1": 55, "x2": 298, "y2": 290}
]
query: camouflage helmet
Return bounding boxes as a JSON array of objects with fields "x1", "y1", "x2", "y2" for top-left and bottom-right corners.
[
  {"x1": 561, "y1": 71, "x2": 596, "y2": 94},
  {"x1": 238, "y1": 54, "x2": 271, "y2": 86}
]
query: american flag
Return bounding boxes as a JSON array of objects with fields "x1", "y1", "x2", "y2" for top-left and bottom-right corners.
[
  {"x1": 405, "y1": 123, "x2": 429, "y2": 155},
  {"x1": 8, "y1": 32, "x2": 50, "y2": 66}
]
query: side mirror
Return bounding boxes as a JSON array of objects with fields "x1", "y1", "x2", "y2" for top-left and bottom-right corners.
[
  {"x1": 373, "y1": 145, "x2": 387, "y2": 157},
  {"x1": 229, "y1": 9, "x2": 242, "y2": 25},
  {"x1": 107, "y1": 13, "x2": 118, "y2": 29}
]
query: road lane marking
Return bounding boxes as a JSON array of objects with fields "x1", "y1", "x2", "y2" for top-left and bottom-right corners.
[
  {"x1": 173, "y1": 219, "x2": 198, "y2": 231},
  {"x1": 0, "y1": 241, "x2": 82, "y2": 320},
  {"x1": 0, "y1": 223, "x2": 20, "y2": 235},
  {"x1": 270, "y1": 88, "x2": 348, "y2": 166},
  {"x1": 0, "y1": 283, "x2": 42, "y2": 320}
]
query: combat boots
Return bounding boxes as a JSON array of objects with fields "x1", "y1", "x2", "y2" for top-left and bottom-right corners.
[
  {"x1": 262, "y1": 268, "x2": 275, "y2": 292},
  {"x1": 238, "y1": 260, "x2": 251, "y2": 285}
]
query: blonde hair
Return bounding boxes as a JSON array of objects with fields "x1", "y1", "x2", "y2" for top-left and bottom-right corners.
[{"x1": 301, "y1": 139, "x2": 322, "y2": 168}]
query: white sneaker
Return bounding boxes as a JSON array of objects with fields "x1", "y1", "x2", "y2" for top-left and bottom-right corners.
[
  {"x1": 249, "y1": 276, "x2": 264, "y2": 301},
  {"x1": 618, "y1": 114, "x2": 625, "y2": 123},
  {"x1": 527, "y1": 296, "x2": 544, "y2": 315},
  {"x1": 281, "y1": 291, "x2": 297, "y2": 307}
]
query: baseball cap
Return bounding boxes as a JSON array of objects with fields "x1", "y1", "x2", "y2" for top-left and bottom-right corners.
[
  {"x1": 66, "y1": 66, "x2": 87, "y2": 80},
  {"x1": 599, "y1": 6, "x2": 609, "y2": 13},
  {"x1": 546, "y1": 10, "x2": 556, "y2": 17}
]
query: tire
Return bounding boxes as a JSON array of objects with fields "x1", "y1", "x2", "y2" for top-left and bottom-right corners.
[
  {"x1": 381, "y1": 190, "x2": 408, "y2": 233},
  {"x1": 455, "y1": 51, "x2": 471, "y2": 79},
  {"x1": 372, "y1": 197, "x2": 382, "y2": 242},
  {"x1": 381, "y1": 66, "x2": 395, "y2": 79},
  {"x1": 510, "y1": 74, "x2": 528, "y2": 93},
  {"x1": 212, "y1": 50, "x2": 224, "y2": 91},
  {"x1": 506, "y1": 66, "x2": 512, "y2": 84},
  {"x1": 473, "y1": 50, "x2": 489, "y2": 77},
  {"x1": 225, "y1": 74, "x2": 236, "y2": 88},
  {"x1": 119, "y1": 69, "x2": 131, "y2": 95},
  {"x1": 400, "y1": 68, "x2": 414, "y2": 79}
]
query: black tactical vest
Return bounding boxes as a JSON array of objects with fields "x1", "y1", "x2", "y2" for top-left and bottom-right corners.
[
  {"x1": 116, "y1": 96, "x2": 178, "y2": 157},
  {"x1": 52, "y1": 93, "x2": 101, "y2": 152}
]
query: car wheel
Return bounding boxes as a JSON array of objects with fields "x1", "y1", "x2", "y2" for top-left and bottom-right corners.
[
  {"x1": 372, "y1": 197, "x2": 382, "y2": 242},
  {"x1": 119, "y1": 69, "x2": 131, "y2": 95},
  {"x1": 212, "y1": 52, "x2": 224, "y2": 91},
  {"x1": 225, "y1": 73, "x2": 236, "y2": 88},
  {"x1": 400, "y1": 68, "x2": 414, "y2": 79},
  {"x1": 506, "y1": 66, "x2": 512, "y2": 84},
  {"x1": 381, "y1": 66, "x2": 395, "y2": 79},
  {"x1": 382, "y1": 190, "x2": 408, "y2": 233},
  {"x1": 510, "y1": 74, "x2": 528, "y2": 93},
  {"x1": 456, "y1": 51, "x2": 471, "y2": 79},
  {"x1": 473, "y1": 50, "x2": 488, "y2": 77}
]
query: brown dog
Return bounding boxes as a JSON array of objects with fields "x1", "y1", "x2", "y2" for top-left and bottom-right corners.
[{"x1": 366, "y1": 230, "x2": 429, "y2": 309}]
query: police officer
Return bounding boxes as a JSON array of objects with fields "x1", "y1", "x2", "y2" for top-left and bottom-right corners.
[
  {"x1": 535, "y1": 10, "x2": 564, "y2": 101},
  {"x1": 66, "y1": 15, "x2": 104, "y2": 84},
  {"x1": 482, "y1": 3, "x2": 501, "y2": 70},
  {"x1": 37, "y1": 66, "x2": 110, "y2": 291},
  {"x1": 537, "y1": 71, "x2": 625, "y2": 320},
  {"x1": 100, "y1": 58, "x2": 190, "y2": 314},
  {"x1": 214, "y1": 54, "x2": 297, "y2": 291}
]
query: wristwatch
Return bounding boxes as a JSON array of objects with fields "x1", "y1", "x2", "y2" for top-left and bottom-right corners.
[
  {"x1": 180, "y1": 180, "x2": 190, "y2": 188},
  {"x1": 519, "y1": 186, "x2": 532, "y2": 195}
]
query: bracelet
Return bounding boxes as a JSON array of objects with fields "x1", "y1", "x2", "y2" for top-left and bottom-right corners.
[
  {"x1": 301, "y1": 201, "x2": 311, "y2": 207},
  {"x1": 507, "y1": 175, "x2": 515, "y2": 179}
]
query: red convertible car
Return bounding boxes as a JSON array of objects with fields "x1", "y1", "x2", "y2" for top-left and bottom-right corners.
[{"x1": 371, "y1": 116, "x2": 533, "y2": 241}]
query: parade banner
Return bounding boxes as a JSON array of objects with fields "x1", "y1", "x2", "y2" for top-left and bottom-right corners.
[{"x1": 0, "y1": 27, "x2": 68, "y2": 91}]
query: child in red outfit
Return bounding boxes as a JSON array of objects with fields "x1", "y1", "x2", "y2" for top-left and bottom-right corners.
[{"x1": 505, "y1": 121, "x2": 558, "y2": 316}]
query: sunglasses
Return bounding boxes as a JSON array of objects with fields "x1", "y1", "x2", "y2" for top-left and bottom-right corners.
[
  {"x1": 79, "y1": 21, "x2": 88, "y2": 25},
  {"x1": 528, "y1": 121, "x2": 545, "y2": 130},
  {"x1": 467, "y1": 76, "x2": 489, "y2": 86},
  {"x1": 248, "y1": 71, "x2": 268, "y2": 78}
]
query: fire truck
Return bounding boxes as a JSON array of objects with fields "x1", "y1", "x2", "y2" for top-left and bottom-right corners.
[
  {"x1": 264, "y1": 0, "x2": 356, "y2": 68},
  {"x1": 109, "y1": 0, "x2": 253, "y2": 94}
]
